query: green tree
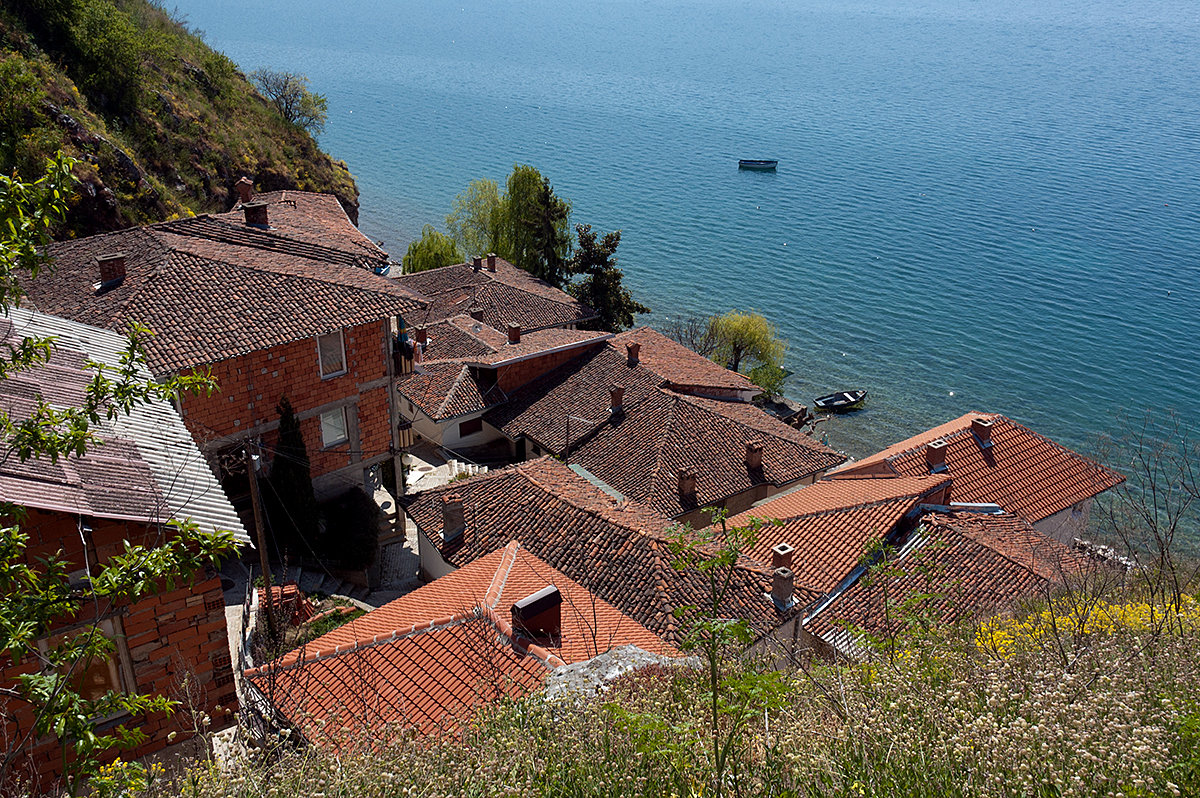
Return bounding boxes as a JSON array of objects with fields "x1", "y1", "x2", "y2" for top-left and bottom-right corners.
[
  {"x1": 266, "y1": 396, "x2": 319, "y2": 558},
  {"x1": 568, "y1": 224, "x2": 649, "y2": 332},
  {"x1": 249, "y1": 68, "x2": 329, "y2": 136},
  {"x1": 709, "y1": 310, "x2": 787, "y2": 374},
  {"x1": 401, "y1": 224, "x2": 463, "y2": 274},
  {"x1": 0, "y1": 154, "x2": 236, "y2": 794},
  {"x1": 445, "y1": 178, "x2": 502, "y2": 258}
]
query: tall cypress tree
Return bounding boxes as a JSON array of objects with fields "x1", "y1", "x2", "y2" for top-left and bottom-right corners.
[{"x1": 267, "y1": 396, "x2": 319, "y2": 557}]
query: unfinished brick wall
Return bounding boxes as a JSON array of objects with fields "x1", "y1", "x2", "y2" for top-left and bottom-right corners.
[
  {"x1": 1, "y1": 510, "x2": 236, "y2": 795},
  {"x1": 495, "y1": 342, "x2": 604, "y2": 394},
  {"x1": 178, "y1": 319, "x2": 392, "y2": 481}
]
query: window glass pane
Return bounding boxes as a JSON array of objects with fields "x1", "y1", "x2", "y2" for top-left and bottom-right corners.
[
  {"x1": 321, "y1": 408, "x2": 348, "y2": 446},
  {"x1": 318, "y1": 331, "x2": 345, "y2": 376}
]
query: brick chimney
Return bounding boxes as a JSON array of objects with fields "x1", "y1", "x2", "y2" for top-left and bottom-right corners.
[
  {"x1": 472, "y1": 256, "x2": 483, "y2": 272},
  {"x1": 971, "y1": 416, "x2": 995, "y2": 448},
  {"x1": 469, "y1": 307, "x2": 484, "y2": 322},
  {"x1": 771, "y1": 542, "x2": 795, "y2": 571},
  {"x1": 242, "y1": 201, "x2": 269, "y2": 227},
  {"x1": 234, "y1": 176, "x2": 254, "y2": 204},
  {"x1": 626, "y1": 341, "x2": 640, "y2": 366},
  {"x1": 677, "y1": 467, "x2": 697, "y2": 502},
  {"x1": 511, "y1": 585, "x2": 562, "y2": 643},
  {"x1": 507, "y1": 324, "x2": 521, "y2": 345},
  {"x1": 609, "y1": 384, "x2": 625, "y2": 415},
  {"x1": 486, "y1": 253, "x2": 497, "y2": 272},
  {"x1": 441, "y1": 494, "x2": 465, "y2": 543},
  {"x1": 745, "y1": 440, "x2": 764, "y2": 470},
  {"x1": 414, "y1": 327, "x2": 428, "y2": 346},
  {"x1": 96, "y1": 253, "x2": 127, "y2": 288},
  {"x1": 926, "y1": 438, "x2": 949, "y2": 473},
  {"x1": 772, "y1": 567, "x2": 795, "y2": 608}
]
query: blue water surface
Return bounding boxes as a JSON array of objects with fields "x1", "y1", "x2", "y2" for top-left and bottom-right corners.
[{"x1": 176, "y1": 0, "x2": 1200, "y2": 460}]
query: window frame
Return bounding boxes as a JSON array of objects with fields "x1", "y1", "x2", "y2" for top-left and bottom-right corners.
[
  {"x1": 458, "y1": 417, "x2": 483, "y2": 439},
  {"x1": 317, "y1": 329, "x2": 347, "y2": 379},
  {"x1": 38, "y1": 616, "x2": 136, "y2": 724},
  {"x1": 320, "y1": 406, "x2": 349, "y2": 448}
]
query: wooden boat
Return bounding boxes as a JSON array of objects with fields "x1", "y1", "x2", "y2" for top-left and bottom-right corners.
[
  {"x1": 738, "y1": 159, "x2": 778, "y2": 171},
  {"x1": 813, "y1": 389, "x2": 867, "y2": 412}
]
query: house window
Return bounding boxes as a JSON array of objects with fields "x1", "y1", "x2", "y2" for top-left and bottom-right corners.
[
  {"x1": 458, "y1": 417, "x2": 483, "y2": 438},
  {"x1": 40, "y1": 617, "x2": 135, "y2": 717},
  {"x1": 317, "y1": 330, "x2": 346, "y2": 378},
  {"x1": 320, "y1": 407, "x2": 349, "y2": 447}
]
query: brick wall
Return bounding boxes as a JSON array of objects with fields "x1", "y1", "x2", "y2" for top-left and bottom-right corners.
[
  {"x1": 178, "y1": 319, "x2": 392, "y2": 482},
  {"x1": 494, "y1": 342, "x2": 604, "y2": 394},
  {"x1": 2, "y1": 510, "x2": 236, "y2": 795}
]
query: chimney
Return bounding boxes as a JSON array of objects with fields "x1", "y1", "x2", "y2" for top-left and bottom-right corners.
[
  {"x1": 486, "y1": 253, "x2": 497, "y2": 272},
  {"x1": 677, "y1": 467, "x2": 697, "y2": 502},
  {"x1": 469, "y1": 307, "x2": 484, "y2": 322},
  {"x1": 926, "y1": 438, "x2": 949, "y2": 473},
  {"x1": 242, "y1": 201, "x2": 269, "y2": 227},
  {"x1": 96, "y1": 253, "x2": 127, "y2": 288},
  {"x1": 626, "y1": 341, "x2": 640, "y2": 366},
  {"x1": 441, "y1": 494, "x2": 465, "y2": 543},
  {"x1": 507, "y1": 324, "x2": 521, "y2": 345},
  {"x1": 414, "y1": 327, "x2": 428, "y2": 345},
  {"x1": 234, "y1": 176, "x2": 254, "y2": 204},
  {"x1": 971, "y1": 416, "x2": 995, "y2": 447},
  {"x1": 772, "y1": 567, "x2": 795, "y2": 608},
  {"x1": 472, "y1": 256, "x2": 483, "y2": 271},
  {"x1": 511, "y1": 585, "x2": 562, "y2": 643},
  {"x1": 771, "y1": 542, "x2": 795, "y2": 571},
  {"x1": 609, "y1": 384, "x2": 625, "y2": 415},
  {"x1": 745, "y1": 440, "x2": 764, "y2": 470}
]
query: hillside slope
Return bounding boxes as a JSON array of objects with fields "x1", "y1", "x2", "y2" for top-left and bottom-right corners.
[{"x1": 0, "y1": 0, "x2": 359, "y2": 237}]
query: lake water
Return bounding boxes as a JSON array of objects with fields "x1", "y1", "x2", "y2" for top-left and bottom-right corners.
[{"x1": 177, "y1": 0, "x2": 1200, "y2": 462}]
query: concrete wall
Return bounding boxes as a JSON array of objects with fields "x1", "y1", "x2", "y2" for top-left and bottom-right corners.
[
  {"x1": 399, "y1": 402, "x2": 506, "y2": 453},
  {"x1": 4, "y1": 510, "x2": 236, "y2": 794},
  {"x1": 1035, "y1": 498, "x2": 1092, "y2": 546},
  {"x1": 416, "y1": 526, "x2": 456, "y2": 582}
]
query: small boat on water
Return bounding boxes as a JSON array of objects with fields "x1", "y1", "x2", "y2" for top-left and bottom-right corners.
[
  {"x1": 738, "y1": 159, "x2": 778, "y2": 171},
  {"x1": 813, "y1": 389, "x2": 867, "y2": 412}
]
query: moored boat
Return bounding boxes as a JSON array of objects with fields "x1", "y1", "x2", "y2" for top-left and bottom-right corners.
[
  {"x1": 813, "y1": 389, "x2": 867, "y2": 412},
  {"x1": 738, "y1": 159, "x2": 778, "y2": 170}
]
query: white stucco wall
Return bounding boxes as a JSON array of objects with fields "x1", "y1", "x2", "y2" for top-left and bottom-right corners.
[{"x1": 1034, "y1": 498, "x2": 1092, "y2": 545}]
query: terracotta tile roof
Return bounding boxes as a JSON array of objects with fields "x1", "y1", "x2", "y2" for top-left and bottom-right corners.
[
  {"x1": 470, "y1": 328, "x2": 611, "y2": 367},
  {"x1": 836, "y1": 413, "x2": 1124, "y2": 523},
  {"x1": 486, "y1": 344, "x2": 846, "y2": 518},
  {"x1": 401, "y1": 457, "x2": 807, "y2": 644},
  {"x1": 417, "y1": 317, "x2": 498, "y2": 362},
  {"x1": 804, "y1": 511, "x2": 1092, "y2": 654},
  {"x1": 26, "y1": 193, "x2": 424, "y2": 374},
  {"x1": 0, "y1": 308, "x2": 248, "y2": 540},
  {"x1": 613, "y1": 327, "x2": 761, "y2": 395},
  {"x1": 244, "y1": 541, "x2": 675, "y2": 743},
  {"x1": 723, "y1": 475, "x2": 951, "y2": 593},
  {"x1": 417, "y1": 318, "x2": 610, "y2": 369},
  {"x1": 398, "y1": 257, "x2": 596, "y2": 331},
  {"x1": 396, "y1": 361, "x2": 505, "y2": 421}
]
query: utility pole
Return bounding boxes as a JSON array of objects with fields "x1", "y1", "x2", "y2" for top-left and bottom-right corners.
[{"x1": 245, "y1": 443, "x2": 277, "y2": 640}]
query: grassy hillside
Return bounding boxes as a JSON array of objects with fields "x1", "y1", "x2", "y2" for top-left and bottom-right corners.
[{"x1": 0, "y1": 0, "x2": 359, "y2": 238}]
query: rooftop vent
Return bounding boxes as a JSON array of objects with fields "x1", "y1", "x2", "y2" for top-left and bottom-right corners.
[
  {"x1": 609, "y1": 384, "x2": 625, "y2": 415},
  {"x1": 234, "y1": 176, "x2": 254, "y2": 204},
  {"x1": 96, "y1": 253, "x2": 127, "y2": 290},
  {"x1": 971, "y1": 416, "x2": 995, "y2": 448},
  {"x1": 771, "y1": 542, "x2": 795, "y2": 571},
  {"x1": 486, "y1": 252, "x2": 497, "y2": 272},
  {"x1": 771, "y1": 567, "x2": 795, "y2": 609},
  {"x1": 242, "y1": 201, "x2": 269, "y2": 228},
  {"x1": 677, "y1": 467, "x2": 697, "y2": 502},
  {"x1": 507, "y1": 324, "x2": 521, "y2": 345},
  {"x1": 441, "y1": 494, "x2": 465, "y2": 544},
  {"x1": 511, "y1": 585, "x2": 562, "y2": 643},
  {"x1": 626, "y1": 341, "x2": 640, "y2": 366},
  {"x1": 745, "y1": 440, "x2": 764, "y2": 470},
  {"x1": 926, "y1": 438, "x2": 949, "y2": 473}
]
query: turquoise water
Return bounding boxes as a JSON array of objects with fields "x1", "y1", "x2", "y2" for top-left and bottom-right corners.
[{"x1": 178, "y1": 0, "x2": 1200, "y2": 460}]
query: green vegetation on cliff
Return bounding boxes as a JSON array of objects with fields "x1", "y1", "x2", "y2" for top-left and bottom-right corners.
[{"x1": 0, "y1": 0, "x2": 358, "y2": 237}]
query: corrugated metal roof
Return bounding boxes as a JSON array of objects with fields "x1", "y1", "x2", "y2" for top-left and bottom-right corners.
[{"x1": 1, "y1": 307, "x2": 248, "y2": 542}]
